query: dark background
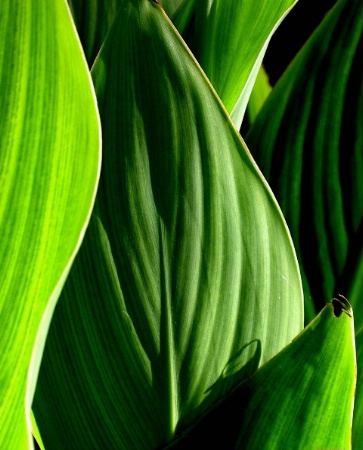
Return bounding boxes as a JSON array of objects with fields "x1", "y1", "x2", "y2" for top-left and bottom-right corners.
[{"x1": 264, "y1": 0, "x2": 338, "y2": 85}]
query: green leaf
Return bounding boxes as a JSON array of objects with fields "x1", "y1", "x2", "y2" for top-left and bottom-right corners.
[
  {"x1": 192, "y1": 0, "x2": 298, "y2": 128},
  {"x1": 246, "y1": 65, "x2": 272, "y2": 126},
  {"x1": 167, "y1": 297, "x2": 356, "y2": 449},
  {"x1": 246, "y1": 0, "x2": 363, "y2": 323},
  {"x1": 346, "y1": 227, "x2": 363, "y2": 331},
  {"x1": 33, "y1": 1, "x2": 303, "y2": 448},
  {"x1": 353, "y1": 327, "x2": 363, "y2": 448},
  {"x1": 170, "y1": 0, "x2": 195, "y2": 35},
  {"x1": 159, "y1": 0, "x2": 187, "y2": 17},
  {"x1": 67, "y1": 0, "x2": 122, "y2": 65},
  {"x1": 31, "y1": 411, "x2": 45, "y2": 450},
  {"x1": 352, "y1": 329, "x2": 363, "y2": 450},
  {"x1": 0, "y1": 1, "x2": 101, "y2": 449}
]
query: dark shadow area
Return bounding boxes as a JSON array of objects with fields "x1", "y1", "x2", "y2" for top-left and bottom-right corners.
[
  {"x1": 264, "y1": 0, "x2": 338, "y2": 85},
  {"x1": 163, "y1": 376, "x2": 256, "y2": 449},
  {"x1": 160, "y1": 340, "x2": 261, "y2": 449}
]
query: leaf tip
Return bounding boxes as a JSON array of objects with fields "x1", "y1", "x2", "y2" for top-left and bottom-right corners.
[{"x1": 331, "y1": 294, "x2": 353, "y2": 318}]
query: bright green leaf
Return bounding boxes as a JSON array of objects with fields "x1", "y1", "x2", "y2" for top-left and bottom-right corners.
[
  {"x1": 192, "y1": 0, "x2": 298, "y2": 128},
  {"x1": 0, "y1": 1, "x2": 101, "y2": 449},
  {"x1": 167, "y1": 298, "x2": 356, "y2": 449},
  {"x1": 353, "y1": 327, "x2": 363, "y2": 449},
  {"x1": 33, "y1": 1, "x2": 303, "y2": 448},
  {"x1": 246, "y1": 65, "x2": 272, "y2": 126},
  {"x1": 246, "y1": 0, "x2": 363, "y2": 324},
  {"x1": 31, "y1": 411, "x2": 45, "y2": 450}
]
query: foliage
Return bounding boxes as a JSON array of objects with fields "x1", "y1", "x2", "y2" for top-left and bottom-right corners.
[{"x1": 0, "y1": 0, "x2": 360, "y2": 449}]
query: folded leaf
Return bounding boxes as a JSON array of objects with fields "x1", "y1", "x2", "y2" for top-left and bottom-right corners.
[
  {"x1": 0, "y1": 1, "x2": 101, "y2": 449},
  {"x1": 246, "y1": 0, "x2": 363, "y2": 324},
  {"x1": 167, "y1": 297, "x2": 356, "y2": 449},
  {"x1": 33, "y1": 1, "x2": 303, "y2": 448}
]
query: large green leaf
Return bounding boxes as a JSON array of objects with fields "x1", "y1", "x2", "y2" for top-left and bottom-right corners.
[
  {"x1": 191, "y1": 0, "x2": 298, "y2": 128},
  {"x1": 67, "y1": 0, "x2": 296, "y2": 127},
  {"x1": 33, "y1": 0, "x2": 303, "y2": 448},
  {"x1": 167, "y1": 297, "x2": 356, "y2": 449},
  {"x1": 246, "y1": 0, "x2": 363, "y2": 324},
  {"x1": 0, "y1": 1, "x2": 101, "y2": 449}
]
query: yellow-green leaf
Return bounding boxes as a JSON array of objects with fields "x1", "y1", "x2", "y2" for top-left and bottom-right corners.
[
  {"x1": 0, "y1": 1, "x2": 101, "y2": 448},
  {"x1": 193, "y1": 0, "x2": 298, "y2": 127}
]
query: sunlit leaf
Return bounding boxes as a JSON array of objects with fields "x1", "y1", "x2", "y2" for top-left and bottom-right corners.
[
  {"x1": 246, "y1": 66, "x2": 272, "y2": 127},
  {"x1": 31, "y1": 411, "x2": 45, "y2": 450},
  {"x1": 353, "y1": 327, "x2": 363, "y2": 449},
  {"x1": 192, "y1": 0, "x2": 298, "y2": 128},
  {"x1": 0, "y1": 1, "x2": 101, "y2": 449},
  {"x1": 167, "y1": 298, "x2": 356, "y2": 449},
  {"x1": 33, "y1": 1, "x2": 303, "y2": 448}
]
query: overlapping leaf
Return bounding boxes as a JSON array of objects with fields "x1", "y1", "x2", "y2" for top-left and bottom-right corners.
[
  {"x1": 246, "y1": 66, "x2": 272, "y2": 126},
  {"x1": 33, "y1": 1, "x2": 303, "y2": 448},
  {"x1": 167, "y1": 298, "x2": 356, "y2": 449},
  {"x1": 191, "y1": 0, "x2": 298, "y2": 127},
  {"x1": 67, "y1": 0, "x2": 122, "y2": 65},
  {"x1": 0, "y1": 1, "x2": 101, "y2": 449},
  {"x1": 246, "y1": 0, "x2": 363, "y2": 324},
  {"x1": 67, "y1": 0, "x2": 297, "y2": 128}
]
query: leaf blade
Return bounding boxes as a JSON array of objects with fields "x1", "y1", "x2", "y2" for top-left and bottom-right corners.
[
  {"x1": 0, "y1": 0, "x2": 101, "y2": 448},
  {"x1": 193, "y1": 0, "x2": 297, "y2": 127},
  {"x1": 167, "y1": 300, "x2": 356, "y2": 449},
  {"x1": 34, "y1": 1, "x2": 303, "y2": 448}
]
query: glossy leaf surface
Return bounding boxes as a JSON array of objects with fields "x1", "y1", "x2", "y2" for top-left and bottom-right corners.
[
  {"x1": 168, "y1": 299, "x2": 356, "y2": 449},
  {"x1": 0, "y1": 1, "x2": 101, "y2": 449},
  {"x1": 33, "y1": 1, "x2": 303, "y2": 448}
]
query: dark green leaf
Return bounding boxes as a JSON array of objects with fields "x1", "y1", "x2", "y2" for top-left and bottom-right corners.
[
  {"x1": 33, "y1": 1, "x2": 303, "y2": 448},
  {"x1": 68, "y1": 0, "x2": 122, "y2": 65},
  {"x1": 246, "y1": 0, "x2": 363, "y2": 324}
]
